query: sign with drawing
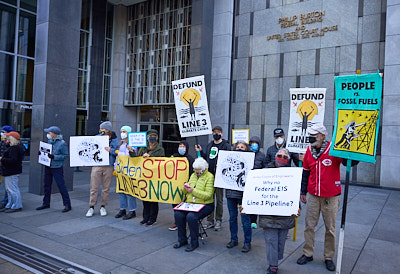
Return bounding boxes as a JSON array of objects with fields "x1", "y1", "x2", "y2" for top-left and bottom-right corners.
[
  {"x1": 286, "y1": 88, "x2": 326, "y2": 154},
  {"x1": 214, "y1": 151, "x2": 255, "y2": 191},
  {"x1": 69, "y1": 136, "x2": 110, "y2": 167},
  {"x1": 172, "y1": 75, "x2": 213, "y2": 137},
  {"x1": 329, "y1": 72, "x2": 382, "y2": 163},
  {"x1": 38, "y1": 141, "x2": 52, "y2": 167}
]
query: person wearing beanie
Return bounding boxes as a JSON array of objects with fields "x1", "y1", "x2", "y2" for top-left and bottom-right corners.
[
  {"x1": 168, "y1": 140, "x2": 194, "y2": 231},
  {"x1": 0, "y1": 125, "x2": 15, "y2": 209},
  {"x1": 86, "y1": 121, "x2": 119, "y2": 217},
  {"x1": 0, "y1": 132, "x2": 24, "y2": 213},
  {"x1": 36, "y1": 126, "x2": 72, "y2": 213},
  {"x1": 114, "y1": 125, "x2": 138, "y2": 220},
  {"x1": 137, "y1": 129, "x2": 165, "y2": 226}
]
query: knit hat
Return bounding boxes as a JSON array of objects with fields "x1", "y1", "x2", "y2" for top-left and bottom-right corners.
[
  {"x1": 44, "y1": 126, "x2": 61, "y2": 135},
  {"x1": 100, "y1": 121, "x2": 112, "y2": 131},
  {"x1": 1, "y1": 125, "x2": 15, "y2": 133},
  {"x1": 308, "y1": 124, "x2": 328, "y2": 135},
  {"x1": 147, "y1": 129, "x2": 158, "y2": 136},
  {"x1": 121, "y1": 125, "x2": 132, "y2": 132},
  {"x1": 5, "y1": 131, "x2": 20, "y2": 140}
]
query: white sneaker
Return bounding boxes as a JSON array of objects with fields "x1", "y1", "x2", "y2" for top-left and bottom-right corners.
[
  {"x1": 100, "y1": 206, "x2": 107, "y2": 216},
  {"x1": 214, "y1": 220, "x2": 222, "y2": 231},
  {"x1": 86, "y1": 208, "x2": 94, "y2": 217}
]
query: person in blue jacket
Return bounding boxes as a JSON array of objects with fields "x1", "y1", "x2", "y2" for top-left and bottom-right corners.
[{"x1": 36, "y1": 126, "x2": 72, "y2": 213}]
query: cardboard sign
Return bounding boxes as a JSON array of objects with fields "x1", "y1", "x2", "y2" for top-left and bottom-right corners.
[
  {"x1": 286, "y1": 88, "x2": 326, "y2": 153},
  {"x1": 172, "y1": 75, "x2": 213, "y2": 137},
  {"x1": 241, "y1": 167, "x2": 302, "y2": 216},
  {"x1": 116, "y1": 156, "x2": 189, "y2": 204},
  {"x1": 38, "y1": 141, "x2": 52, "y2": 167},
  {"x1": 69, "y1": 136, "x2": 110, "y2": 167},
  {"x1": 232, "y1": 129, "x2": 249, "y2": 144},
  {"x1": 329, "y1": 73, "x2": 382, "y2": 163},
  {"x1": 214, "y1": 151, "x2": 255, "y2": 191},
  {"x1": 128, "y1": 132, "x2": 147, "y2": 147}
]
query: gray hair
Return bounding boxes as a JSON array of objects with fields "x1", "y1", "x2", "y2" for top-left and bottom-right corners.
[
  {"x1": 8, "y1": 136, "x2": 20, "y2": 146},
  {"x1": 192, "y1": 157, "x2": 209, "y2": 171},
  {"x1": 275, "y1": 148, "x2": 291, "y2": 160}
]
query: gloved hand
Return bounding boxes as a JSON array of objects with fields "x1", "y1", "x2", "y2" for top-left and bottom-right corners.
[
  {"x1": 48, "y1": 154, "x2": 54, "y2": 159},
  {"x1": 38, "y1": 151, "x2": 41, "y2": 155}
]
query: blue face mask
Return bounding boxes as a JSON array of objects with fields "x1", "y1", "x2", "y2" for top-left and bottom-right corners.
[
  {"x1": 250, "y1": 143, "x2": 259, "y2": 152},
  {"x1": 178, "y1": 147, "x2": 186, "y2": 155}
]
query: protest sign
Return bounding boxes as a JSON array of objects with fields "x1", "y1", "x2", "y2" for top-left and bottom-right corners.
[
  {"x1": 128, "y1": 132, "x2": 147, "y2": 147},
  {"x1": 69, "y1": 136, "x2": 109, "y2": 167},
  {"x1": 287, "y1": 88, "x2": 326, "y2": 153},
  {"x1": 172, "y1": 75, "x2": 212, "y2": 137},
  {"x1": 329, "y1": 73, "x2": 382, "y2": 163},
  {"x1": 232, "y1": 129, "x2": 249, "y2": 144},
  {"x1": 241, "y1": 167, "x2": 302, "y2": 216},
  {"x1": 214, "y1": 151, "x2": 255, "y2": 191},
  {"x1": 115, "y1": 156, "x2": 189, "y2": 204},
  {"x1": 38, "y1": 141, "x2": 52, "y2": 167},
  {"x1": 174, "y1": 203, "x2": 205, "y2": 212}
]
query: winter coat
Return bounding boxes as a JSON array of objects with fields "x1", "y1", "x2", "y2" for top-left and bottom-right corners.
[
  {"x1": 1, "y1": 144, "x2": 24, "y2": 176},
  {"x1": 138, "y1": 142, "x2": 165, "y2": 157},
  {"x1": 184, "y1": 170, "x2": 215, "y2": 204},
  {"x1": 265, "y1": 140, "x2": 300, "y2": 168}
]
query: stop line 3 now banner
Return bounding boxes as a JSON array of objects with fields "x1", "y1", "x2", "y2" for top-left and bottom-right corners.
[
  {"x1": 115, "y1": 156, "x2": 189, "y2": 204},
  {"x1": 329, "y1": 72, "x2": 383, "y2": 163},
  {"x1": 287, "y1": 88, "x2": 326, "y2": 154}
]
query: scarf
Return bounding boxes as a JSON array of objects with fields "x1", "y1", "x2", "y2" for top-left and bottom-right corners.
[{"x1": 311, "y1": 140, "x2": 329, "y2": 159}]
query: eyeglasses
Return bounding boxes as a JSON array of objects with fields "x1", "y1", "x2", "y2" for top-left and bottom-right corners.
[{"x1": 277, "y1": 154, "x2": 289, "y2": 159}]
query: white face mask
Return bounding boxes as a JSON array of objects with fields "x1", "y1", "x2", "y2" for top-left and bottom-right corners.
[
  {"x1": 275, "y1": 137, "x2": 284, "y2": 145},
  {"x1": 47, "y1": 134, "x2": 52, "y2": 140},
  {"x1": 120, "y1": 132, "x2": 128, "y2": 139}
]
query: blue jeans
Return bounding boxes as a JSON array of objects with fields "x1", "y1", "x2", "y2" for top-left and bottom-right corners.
[
  {"x1": 43, "y1": 166, "x2": 71, "y2": 207},
  {"x1": 119, "y1": 193, "x2": 137, "y2": 211},
  {"x1": 227, "y1": 198, "x2": 252, "y2": 245},
  {"x1": 175, "y1": 203, "x2": 214, "y2": 246},
  {"x1": 4, "y1": 175, "x2": 22, "y2": 209}
]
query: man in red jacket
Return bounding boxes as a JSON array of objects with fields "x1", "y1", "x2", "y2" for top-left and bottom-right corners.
[{"x1": 296, "y1": 124, "x2": 342, "y2": 272}]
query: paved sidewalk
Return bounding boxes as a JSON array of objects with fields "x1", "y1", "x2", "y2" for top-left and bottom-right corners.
[{"x1": 0, "y1": 162, "x2": 399, "y2": 273}]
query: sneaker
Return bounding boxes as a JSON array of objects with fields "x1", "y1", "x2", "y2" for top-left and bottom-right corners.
[
  {"x1": 86, "y1": 208, "x2": 94, "y2": 217},
  {"x1": 100, "y1": 206, "x2": 107, "y2": 216},
  {"x1": 169, "y1": 224, "x2": 178, "y2": 231},
  {"x1": 251, "y1": 223, "x2": 257, "y2": 229},
  {"x1": 214, "y1": 220, "x2": 222, "y2": 231},
  {"x1": 140, "y1": 219, "x2": 147, "y2": 225},
  {"x1": 204, "y1": 221, "x2": 215, "y2": 229},
  {"x1": 145, "y1": 221, "x2": 157, "y2": 227},
  {"x1": 123, "y1": 211, "x2": 136, "y2": 220}
]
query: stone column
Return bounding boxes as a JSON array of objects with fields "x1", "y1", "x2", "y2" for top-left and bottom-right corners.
[
  {"x1": 380, "y1": 1, "x2": 400, "y2": 187},
  {"x1": 29, "y1": 0, "x2": 82, "y2": 194}
]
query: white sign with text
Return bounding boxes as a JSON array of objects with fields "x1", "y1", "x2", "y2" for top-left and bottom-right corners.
[
  {"x1": 241, "y1": 167, "x2": 302, "y2": 216},
  {"x1": 128, "y1": 132, "x2": 147, "y2": 147}
]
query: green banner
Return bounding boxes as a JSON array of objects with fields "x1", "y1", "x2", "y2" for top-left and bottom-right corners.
[{"x1": 329, "y1": 72, "x2": 382, "y2": 163}]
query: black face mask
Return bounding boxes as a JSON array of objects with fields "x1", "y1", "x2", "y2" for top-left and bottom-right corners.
[
  {"x1": 308, "y1": 136, "x2": 317, "y2": 144},
  {"x1": 213, "y1": 134, "x2": 222, "y2": 141}
]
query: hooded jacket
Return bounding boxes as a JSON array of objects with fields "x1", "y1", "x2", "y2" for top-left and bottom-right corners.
[{"x1": 172, "y1": 140, "x2": 194, "y2": 175}]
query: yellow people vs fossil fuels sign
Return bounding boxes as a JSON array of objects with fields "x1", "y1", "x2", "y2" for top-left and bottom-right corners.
[{"x1": 115, "y1": 156, "x2": 189, "y2": 204}]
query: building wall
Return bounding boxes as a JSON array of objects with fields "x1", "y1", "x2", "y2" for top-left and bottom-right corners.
[
  {"x1": 380, "y1": 0, "x2": 400, "y2": 187},
  {"x1": 230, "y1": 0, "x2": 388, "y2": 185}
]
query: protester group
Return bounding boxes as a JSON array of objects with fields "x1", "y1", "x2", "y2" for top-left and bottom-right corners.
[{"x1": 0, "y1": 121, "x2": 353, "y2": 274}]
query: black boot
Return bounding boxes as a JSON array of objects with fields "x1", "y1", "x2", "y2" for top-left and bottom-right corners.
[
  {"x1": 123, "y1": 211, "x2": 136, "y2": 220},
  {"x1": 115, "y1": 209, "x2": 126, "y2": 218}
]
